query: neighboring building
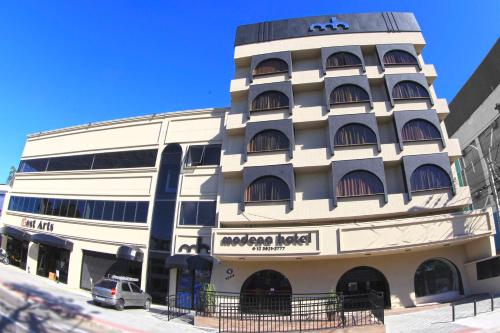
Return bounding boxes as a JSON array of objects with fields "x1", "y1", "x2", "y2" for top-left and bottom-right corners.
[
  {"x1": 445, "y1": 39, "x2": 500, "y2": 248},
  {"x1": 0, "y1": 184, "x2": 10, "y2": 218},
  {"x1": 0, "y1": 12, "x2": 499, "y2": 309}
]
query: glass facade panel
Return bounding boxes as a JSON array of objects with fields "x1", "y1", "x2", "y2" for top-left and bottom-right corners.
[
  {"x1": 123, "y1": 202, "x2": 136, "y2": 222},
  {"x1": 102, "y1": 201, "x2": 114, "y2": 221},
  {"x1": 46, "y1": 154, "x2": 93, "y2": 171}
]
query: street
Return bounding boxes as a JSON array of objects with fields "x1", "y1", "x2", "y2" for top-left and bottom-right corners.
[{"x1": 0, "y1": 264, "x2": 214, "y2": 333}]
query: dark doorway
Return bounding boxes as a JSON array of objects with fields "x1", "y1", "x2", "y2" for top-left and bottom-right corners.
[
  {"x1": 6, "y1": 236, "x2": 28, "y2": 270},
  {"x1": 176, "y1": 268, "x2": 212, "y2": 309},
  {"x1": 336, "y1": 266, "x2": 391, "y2": 308},
  {"x1": 240, "y1": 269, "x2": 292, "y2": 314},
  {"x1": 36, "y1": 244, "x2": 70, "y2": 284}
]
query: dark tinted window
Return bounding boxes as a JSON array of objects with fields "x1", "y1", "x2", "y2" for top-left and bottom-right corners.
[
  {"x1": 179, "y1": 201, "x2": 216, "y2": 226},
  {"x1": 67, "y1": 200, "x2": 77, "y2": 217},
  {"x1": 93, "y1": 149, "x2": 157, "y2": 169},
  {"x1": 19, "y1": 159, "x2": 48, "y2": 172},
  {"x1": 52, "y1": 199, "x2": 62, "y2": 216},
  {"x1": 113, "y1": 202, "x2": 125, "y2": 222},
  {"x1": 95, "y1": 280, "x2": 117, "y2": 289},
  {"x1": 92, "y1": 201, "x2": 104, "y2": 220},
  {"x1": 46, "y1": 154, "x2": 93, "y2": 171},
  {"x1": 186, "y1": 144, "x2": 221, "y2": 166},
  {"x1": 121, "y1": 283, "x2": 131, "y2": 292},
  {"x1": 477, "y1": 257, "x2": 500, "y2": 280},
  {"x1": 76, "y1": 200, "x2": 86, "y2": 218},
  {"x1": 102, "y1": 201, "x2": 114, "y2": 221},
  {"x1": 130, "y1": 283, "x2": 141, "y2": 293},
  {"x1": 84, "y1": 201, "x2": 95, "y2": 219},
  {"x1": 18, "y1": 149, "x2": 157, "y2": 173},
  {"x1": 59, "y1": 200, "x2": 70, "y2": 217},
  {"x1": 135, "y1": 202, "x2": 148, "y2": 223},
  {"x1": 124, "y1": 202, "x2": 136, "y2": 222}
]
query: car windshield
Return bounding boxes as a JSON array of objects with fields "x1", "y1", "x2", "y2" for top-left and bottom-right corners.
[{"x1": 95, "y1": 280, "x2": 117, "y2": 289}]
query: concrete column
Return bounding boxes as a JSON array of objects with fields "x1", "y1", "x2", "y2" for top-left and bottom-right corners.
[
  {"x1": 140, "y1": 251, "x2": 148, "y2": 291},
  {"x1": 26, "y1": 242, "x2": 39, "y2": 275},
  {"x1": 169, "y1": 268, "x2": 177, "y2": 297},
  {"x1": 67, "y1": 245, "x2": 82, "y2": 289}
]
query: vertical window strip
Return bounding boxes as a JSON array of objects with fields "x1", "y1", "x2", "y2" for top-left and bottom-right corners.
[{"x1": 402, "y1": 120, "x2": 441, "y2": 142}]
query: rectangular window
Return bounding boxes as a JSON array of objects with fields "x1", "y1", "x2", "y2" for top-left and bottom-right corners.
[
  {"x1": 185, "y1": 144, "x2": 221, "y2": 167},
  {"x1": 46, "y1": 154, "x2": 94, "y2": 171},
  {"x1": 135, "y1": 202, "x2": 148, "y2": 223},
  {"x1": 92, "y1": 149, "x2": 157, "y2": 169},
  {"x1": 179, "y1": 201, "x2": 216, "y2": 226},
  {"x1": 84, "y1": 201, "x2": 95, "y2": 220},
  {"x1": 18, "y1": 159, "x2": 49, "y2": 172},
  {"x1": 67, "y1": 200, "x2": 77, "y2": 217},
  {"x1": 102, "y1": 201, "x2": 114, "y2": 221},
  {"x1": 477, "y1": 257, "x2": 500, "y2": 280},
  {"x1": 59, "y1": 199, "x2": 70, "y2": 217},
  {"x1": 52, "y1": 199, "x2": 62, "y2": 216},
  {"x1": 123, "y1": 202, "x2": 136, "y2": 222},
  {"x1": 113, "y1": 202, "x2": 125, "y2": 222},
  {"x1": 75, "y1": 200, "x2": 86, "y2": 218},
  {"x1": 20, "y1": 197, "x2": 29, "y2": 212},
  {"x1": 92, "y1": 201, "x2": 104, "y2": 220}
]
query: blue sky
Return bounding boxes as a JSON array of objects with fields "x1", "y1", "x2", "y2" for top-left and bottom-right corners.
[{"x1": 0, "y1": 1, "x2": 498, "y2": 180}]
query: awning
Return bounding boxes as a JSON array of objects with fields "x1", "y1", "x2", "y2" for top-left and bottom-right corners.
[
  {"x1": 0, "y1": 226, "x2": 31, "y2": 242},
  {"x1": 165, "y1": 254, "x2": 216, "y2": 270},
  {"x1": 31, "y1": 233, "x2": 73, "y2": 251},
  {"x1": 116, "y1": 245, "x2": 144, "y2": 262},
  {"x1": 165, "y1": 254, "x2": 190, "y2": 269}
]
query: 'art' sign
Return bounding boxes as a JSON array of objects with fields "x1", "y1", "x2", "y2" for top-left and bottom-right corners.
[{"x1": 21, "y1": 217, "x2": 54, "y2": 232}]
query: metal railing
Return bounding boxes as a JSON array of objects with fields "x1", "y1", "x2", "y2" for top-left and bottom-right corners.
[
  {"x1": 165, "y1": 290, "x2": 384, "y2": 332},
  {"x1": 452, "y1": 293, "x2": 500, "y2": 321}
]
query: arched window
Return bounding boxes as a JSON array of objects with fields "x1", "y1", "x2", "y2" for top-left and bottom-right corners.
[
  {"x1": 251, "y1": 91, "x2": 289, "y2": 111},
  {"x1": 414, "y1": 259, "x2": 461, "y2": 298},
  {"x1": 410, "y1": 165, "x2": 451, "y2": 192},
  {"x1": 248, "y1": 130, "x2": 289, "y2": 153},
  {"x1": 326, "y1": 52, "x2": 362, "y2": 68},
  {"x1": 245, "y1": 176, "x2": 290, "y2": 202},
  {"x1": 337, "y1": 171, "x2": 384, "y2": 198},
  {"x1": 402, "y1": 119, "x2": 441, "y2": 142},
  {"x1": 392, "y1": 81, "x2": 429, "y2": 100},
  {"x1": 253, "y1": 58, "x2": 288, "y2": 76},
  {"x1": 335, "y1": 124, "x2": 377, "y2": 146},
  {"x1": 241, "y1": 270, "x2": 292, "y2": 314},
  {"x1": 383, "y1": 50, "x2": 418, "y2": 66},
  {"x1": 330, "y1": 85, "x2": 370, "y2": 105}
]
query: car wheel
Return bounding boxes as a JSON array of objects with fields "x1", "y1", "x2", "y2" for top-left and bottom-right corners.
[
  {"x1": 144, "y1": 299, "x2": 151, "y2": 311},
  {"x1": 115, "y1": 299, "x2": 125, "y2": 311}
]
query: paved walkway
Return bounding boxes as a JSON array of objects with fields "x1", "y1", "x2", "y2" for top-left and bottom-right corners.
[
  {"x1": 385, "y1": 298, "x2": 500, "y2": 333},
  {"x1": 0, "y1": 264, "x2": 215, "y2": 333}
]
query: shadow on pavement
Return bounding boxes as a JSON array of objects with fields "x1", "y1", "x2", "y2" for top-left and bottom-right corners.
[{"x1": 0, "y1": 282, "x2": 93, "y2": 333}]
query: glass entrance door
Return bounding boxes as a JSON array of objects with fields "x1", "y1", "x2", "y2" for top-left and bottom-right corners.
[
  {"x1": 176, "y1": 268, "x2": 211, "y2": 309},
  {"x1": 6, "y1": 237, "x2": 28, "y2": 270},
  {"x1": 36, "y1": 245, "x2": 70, "y2": 284}
]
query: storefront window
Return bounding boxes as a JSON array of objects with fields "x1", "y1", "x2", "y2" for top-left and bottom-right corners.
[
  {"x1": 6, "y1": 236, "x2": 28, "y2": 270},
  {"x1": 414, "y1": 259, "x2": 460, "y2": 298},
  {"x1": 176, "y1": 268, "x2": 212, "y2": 309},
  {"x1": 37, "y1": 244, "x2": 70, "y2": 284}
]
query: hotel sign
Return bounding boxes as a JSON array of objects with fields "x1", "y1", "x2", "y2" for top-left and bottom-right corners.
[
  {"x1": 309, "y1": 17, "x2": 349, "y2": 32},
  {"x1": 213, "y1": 230, "x2": 319, "y2": 256}
]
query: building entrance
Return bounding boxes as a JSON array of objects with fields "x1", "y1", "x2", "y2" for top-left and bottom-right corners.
[
  {"x1": 240, "y1": 269, "x2": 292, "y2": 314},
  {"x1": 37, "y1": 244, "x2": 70, "y2": 284},
  {"x1": 176, "y1": 268, "x2": 212, "y2": 309},
  {"x1": 336, "y1": 266, "x2": 391, "y2": 308},
  {"x1": 6, "y1": 236, "x2": 28, "y2": 270}
]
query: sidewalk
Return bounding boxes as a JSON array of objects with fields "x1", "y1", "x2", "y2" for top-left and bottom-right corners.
[{"x1": 0, "y1": 264, "x2": 215, "y2": 333}]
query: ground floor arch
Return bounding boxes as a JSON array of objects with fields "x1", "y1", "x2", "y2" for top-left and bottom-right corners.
[
  {"x1": 414, "y1": 257, "x2": 463, "y2": 304},
  {"x1": 336, "y1": 266, "x2": 391, "y2": 308},
  {"x1": 240, "y1": 269, "x2": 292, "y2": 314}
]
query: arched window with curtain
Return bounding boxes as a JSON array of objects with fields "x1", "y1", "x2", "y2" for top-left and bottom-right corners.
[
  {"x1": 248, "y1": 130, "x2": 289, "y2": 153},
  {"x1": 410, "y1": 165, "x2": 451, "y2": 192},
  {"x1": 334, "y1": 124, "x2": 377, "y2": 146},
  {"x1": 402, "y1": 119, "x2": 441, "y2": 142},
  {"x1": 337, "y1": 170, "x2": 384, "y2": 198},
  {"x1": 383, "y1": 50, "x2": 418, "y2": 66},
  {"x1": 330, "y1": 85, "x2": 370, "y2": 105},
  {"x1": 253, "y1": 59, "x2": 288, "y2": 76},
  {"x1": 245, "y1": 176, "x2": 290, "y2": 202},
  {"x1": 326, "y1": 52, "x2": 362, "y2": 69},
  {"x1": 392, "y1": 81, "x2": 429, "y2": 100},
  {"x1": 251, "y1": 91, "x2": 289, "y2": 111}
]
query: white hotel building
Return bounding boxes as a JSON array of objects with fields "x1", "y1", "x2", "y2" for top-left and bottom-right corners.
[{"x1": 1, "y1": 12, "x2": 500, "y2": 309}]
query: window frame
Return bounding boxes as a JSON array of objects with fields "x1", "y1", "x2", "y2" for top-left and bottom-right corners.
[
  {"x1": 251, "y1": 91, "x2": 290, "y2": 112},
  {"x1": 410, "y1": 164, "x2": 452, "y2": 193},
  {"x1": 383, "y1": 50, "x2": 419, "y2": 67},
  {"x1": 401, "y1": 119, "x2": 442, "y2": 143},
  {"x1": 333, "y1": 123, "x2": 378, "y2": 148},
  {"x1": 392, "y1": 81, "x2": 430, "y2": 101},
  {"x1": 178, "y1": 201, "x2": 217, "y2": 227},
  {"x1": 325, "y1": 52, "x2": 363, "y2": 70},
  {"x1": 252, "y1": 58, "x2": 289, "y2": 78},
  {"x1": 247, "y1": 130, "x2": 290, "y2": 154},
  {"x1": 244, "y1": 176, "x2": 291, "y2": 203},
  {"x1": 185, "y1": 144, "x2": 221, "y2": 167},
  {"x1": 336, "y1": 170, "x2": 385, "y2": 199},
  {"x1": 330, "y1": 84, "x2": 370, "y2": 106}
]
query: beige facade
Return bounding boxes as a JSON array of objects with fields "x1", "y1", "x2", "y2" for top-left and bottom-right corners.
[{"x1": 1, "y1": 12, "x2": 499, "y2": 309}]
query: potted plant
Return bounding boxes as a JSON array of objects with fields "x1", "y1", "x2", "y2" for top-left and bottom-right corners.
[
  {"x1": 326, "y1": 289, "x2": 341, "y2": 322},
  {"x1": 200, "y1": 283, "x2": 216, "y2": 315}
]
